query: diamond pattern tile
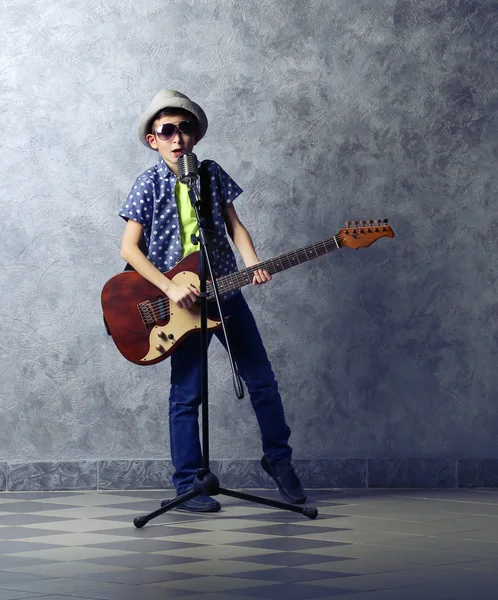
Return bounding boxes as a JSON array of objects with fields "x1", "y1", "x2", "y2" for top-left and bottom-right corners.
[{"x1": 0, "y1": 489, "x2": 496, "y2": 599}]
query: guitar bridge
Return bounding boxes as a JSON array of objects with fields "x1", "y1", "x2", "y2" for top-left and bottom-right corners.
[
  {"x1": 138, "y1": 297, "x2": 170, "y2": 328},
  {"x1": 138, "y1": 301, "x2": 156, "y2": 328}
]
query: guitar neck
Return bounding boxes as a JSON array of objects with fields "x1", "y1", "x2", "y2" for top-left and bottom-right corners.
[{"x1": 207, "y1": 235, "x2": 340, "y2": 298}]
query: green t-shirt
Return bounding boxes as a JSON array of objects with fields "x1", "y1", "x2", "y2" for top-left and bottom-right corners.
[{"x1": 175, "y1": 180, "x2": 200, "y2": 257}]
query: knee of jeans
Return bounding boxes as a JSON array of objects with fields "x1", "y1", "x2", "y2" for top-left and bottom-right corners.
[
  {"x1": 169, "y1": 384, "x2": 201, "y2": 409},
  {"x1": 246, "y1": 379, "x2": 279, "y2": 398}
]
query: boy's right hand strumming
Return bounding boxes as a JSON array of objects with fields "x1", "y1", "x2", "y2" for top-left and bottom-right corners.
[{"x1": 165, "y1": 282, "x2": 200, "y2": 309}]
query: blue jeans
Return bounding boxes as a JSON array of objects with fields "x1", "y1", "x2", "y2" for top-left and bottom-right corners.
[{"x1": 169, "y1": 292, "x2": 292, "y2": 494}]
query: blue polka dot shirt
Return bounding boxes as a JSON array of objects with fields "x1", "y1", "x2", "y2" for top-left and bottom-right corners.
[{"x1": 119, "y1": 157, "x2": 243, "y2": 283}]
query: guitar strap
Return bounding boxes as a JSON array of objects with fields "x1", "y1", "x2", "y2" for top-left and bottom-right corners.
[{"x1": 104, "y1": 161, "x2": 215, "y2": 335}]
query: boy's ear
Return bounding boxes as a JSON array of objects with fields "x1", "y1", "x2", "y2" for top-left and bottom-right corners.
[{"x1": 146, "y1": 133, "x2": 158, "y2": 149}]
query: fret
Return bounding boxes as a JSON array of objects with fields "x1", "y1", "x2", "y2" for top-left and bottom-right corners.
[
  {"x1": 305, "y1": 245, "x2": 319, "y2": 260},
  {"x1": 327, "y1": 237, "x2": 338, "y2": 251},
  {"x1": 286, "y1": 254, "x2": 299, "y2": 268},
  {"x1": 272, "y1": 257, "x2": 285, "y2": 272},
  {"x1": 288, "y1": 251, "x2": 301, "y2": 265}
]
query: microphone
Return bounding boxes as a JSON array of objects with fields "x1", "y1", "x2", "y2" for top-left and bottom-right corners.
[{"x1": 178, "y1": 152, "x2": 199, "y2": 186}]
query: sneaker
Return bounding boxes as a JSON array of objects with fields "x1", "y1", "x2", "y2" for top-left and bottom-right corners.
[
  {"x1": 161, "y1": 495, "x2": 221, "y2": 513},
  {"x1": 261, "y1": 456, "x2": 307, "y2": 504}
]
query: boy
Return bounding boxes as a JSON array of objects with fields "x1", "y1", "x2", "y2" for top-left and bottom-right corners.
[{"x1": 119, "y1": 89, "x2": 306, "y2": 512}]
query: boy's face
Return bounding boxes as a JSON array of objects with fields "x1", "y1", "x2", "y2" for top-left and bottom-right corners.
[{"x1": 146, "y1": 112, "x2": 197, "y2": 175}]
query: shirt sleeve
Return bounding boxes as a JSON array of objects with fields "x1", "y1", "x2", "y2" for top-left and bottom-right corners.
[
  {"x1": 213, "y1": 163, "x2": 243, "y2": 206},
  {"x1": 118, "y1": 176, "x2": 154, "y2": 228}
]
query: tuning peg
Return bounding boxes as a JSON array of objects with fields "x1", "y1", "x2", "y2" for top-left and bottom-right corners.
[
  {"x1": 383, "y1": 218, "x2": 389, "y2": 224},
  {"x1": 345, "y1": 221, "x2": 351, "y2": 227},
  {"x1": 360, "y1": 220, "x2": 366, "y2": 226},
  {"x1": 368, "y1": 219, "x2": 374, "y2": 224},
  {"x1": 353, "y1": 220, "x2": 358, "y2": 226},
  {"x1": 375, "y1": 219, "x2": 382, "y2": 224}
]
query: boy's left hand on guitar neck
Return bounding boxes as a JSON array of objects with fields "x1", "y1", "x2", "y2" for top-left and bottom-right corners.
[{"x1": 248, "y1": 266, "x2": 272, "y2": 286}]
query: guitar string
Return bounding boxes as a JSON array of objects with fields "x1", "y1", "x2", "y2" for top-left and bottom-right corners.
[
  {"x1": 141, "y1": 230, "x2": 389, "y2": 322},
  {"x1": 142, "y1": 235, "x2": 344, "y2": 322},
  {"x1": 142, "y1": 230, "x2": 386, "y2": 322}
]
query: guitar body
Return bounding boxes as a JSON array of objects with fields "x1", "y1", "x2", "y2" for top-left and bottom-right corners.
[{"x1": 101, "y1": 252, "x2": 221, "y2": 366}]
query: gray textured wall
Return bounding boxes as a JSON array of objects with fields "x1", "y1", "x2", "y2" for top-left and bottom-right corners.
[{"x1": 1, "y1": 0, "x2": 497, "y2": 472}]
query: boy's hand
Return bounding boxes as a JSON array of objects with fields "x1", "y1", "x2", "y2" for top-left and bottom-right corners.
[
  {"x1": 166, "y1": 282, "x2": 200, "y2": 308},
  {"x1": 251, "y1": 268, "x2": 272, "y2": 286}
]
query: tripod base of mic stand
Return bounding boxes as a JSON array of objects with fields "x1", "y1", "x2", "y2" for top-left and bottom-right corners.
[{"x1": 133, "y1": 468, "x2": 318, "y2": 528}]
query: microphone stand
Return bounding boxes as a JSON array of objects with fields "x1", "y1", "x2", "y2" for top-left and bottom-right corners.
[{"x1": 133, "y1": 168, "x2": 317, "y2": 528}]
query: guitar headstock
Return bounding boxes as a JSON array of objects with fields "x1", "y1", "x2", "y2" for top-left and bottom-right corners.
[{"x1": 337, "y1": 219, "x2": 394, "y2": 249}]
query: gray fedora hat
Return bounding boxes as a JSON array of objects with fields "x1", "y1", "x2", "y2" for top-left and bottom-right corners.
[{"x1": 138, "y1": 89, "x2": 208, "y2": 149}]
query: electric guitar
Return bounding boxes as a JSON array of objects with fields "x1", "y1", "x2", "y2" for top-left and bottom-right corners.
[{"x1": 102, "y1": 220, "x2": 394, "y2": 365}]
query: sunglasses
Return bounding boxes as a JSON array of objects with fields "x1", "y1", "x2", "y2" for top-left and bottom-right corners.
[{"x1": 153, "y1": 120, "x2": 196, "y2": 141}]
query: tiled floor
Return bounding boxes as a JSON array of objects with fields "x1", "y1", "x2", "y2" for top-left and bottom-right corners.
[{"x1": 0, "y1": 488, "x2": 497, "y2": 599}]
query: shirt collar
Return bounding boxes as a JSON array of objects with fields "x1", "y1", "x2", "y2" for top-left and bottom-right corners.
[
  {"x1": 157, "y1": 157, "x2": 176, "y2": 179},
  {"x1": 157, "y1": 156, "x2": 203, "y2": 180}
]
